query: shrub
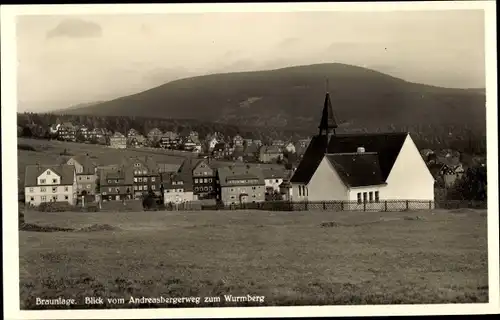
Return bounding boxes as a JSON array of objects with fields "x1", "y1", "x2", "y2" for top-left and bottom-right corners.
[
  {"x1": 37, "y1": 202, "x2": 76, "y2": 212},
  {"x1": 17, "y1": 144, "x2": 37, "y2": 151}
]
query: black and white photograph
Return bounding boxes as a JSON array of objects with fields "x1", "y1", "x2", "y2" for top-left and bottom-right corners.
[{"x1": 1, "y1": 1, "x2": 499, "y2": 319}]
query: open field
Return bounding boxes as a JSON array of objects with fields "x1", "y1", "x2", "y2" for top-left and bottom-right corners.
[{"x1": 19, "y1": 208, "x2": 488, "y2": 309}]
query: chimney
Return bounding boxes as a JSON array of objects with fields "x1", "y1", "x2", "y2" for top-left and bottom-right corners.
[{"x1": 357, "y1": 147, "x2": 365, "y2": 153}]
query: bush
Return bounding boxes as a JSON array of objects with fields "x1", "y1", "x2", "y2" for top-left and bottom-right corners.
[
  {"x1": 37, "y1": 202, "x2": 76, "y2": 212},
  {"x1": 17, "y1": 144, "x2": 37, "y2": 151}
]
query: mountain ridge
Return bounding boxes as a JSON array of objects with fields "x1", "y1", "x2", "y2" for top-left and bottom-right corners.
[{"x1": 60, "y1": 63, "x2": 486, "y2": 133}]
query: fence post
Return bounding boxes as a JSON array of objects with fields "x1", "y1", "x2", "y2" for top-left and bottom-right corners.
[
  {"x1": 305, "y1": 201, "x2": 308, "y2": 211},
  {"x1": 406, "y1": 200, "x2": 409, "y2": 210},
  {"x1": 363, "y1": 201, "x2": 366, "y2": 212},
  {"x1": 429, "y1": 200, "x2": 432, "y2": 210},
  {"x1": 385, "y1": 201, "x2": 388, "y2": 212},
  {"x1": 340, "y1": 201, "x2": 344, "y2": 211},
  {"x1": 323, "y1": 201, "x2": 326, "y2": 210}
]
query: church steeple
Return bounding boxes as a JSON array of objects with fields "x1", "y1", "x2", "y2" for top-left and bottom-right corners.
[{"x1": 318, "y1": 81, "x2": 338, "y2": 136}]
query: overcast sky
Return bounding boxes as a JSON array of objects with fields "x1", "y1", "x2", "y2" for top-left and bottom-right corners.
[{"x1": 16, "y1": 10, "x2": 485, "y2": 112}]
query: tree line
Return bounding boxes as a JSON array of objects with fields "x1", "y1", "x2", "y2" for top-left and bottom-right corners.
[{"x1": 17, "y1": 112, "x2": 486, "y2": 155}]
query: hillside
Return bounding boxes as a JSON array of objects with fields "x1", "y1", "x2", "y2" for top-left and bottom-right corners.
[{"x1": 62, "y1": 63, "x2": 486, "y2": 133}]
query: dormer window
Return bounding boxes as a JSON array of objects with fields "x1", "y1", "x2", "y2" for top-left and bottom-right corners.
[{"x1": 47, "y1": 171, "x2": 51, "y2": 175}]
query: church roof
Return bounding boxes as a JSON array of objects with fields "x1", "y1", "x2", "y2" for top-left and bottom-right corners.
[
  {"x1": 318, "y1": 92, "x2": 338, "y2": 132},
  {"x1": 290, "y1": 132, "x2": 408, "y2": 185},
  {"x1": 326, "y1": 153, "x2": 385, "y2": 187}
]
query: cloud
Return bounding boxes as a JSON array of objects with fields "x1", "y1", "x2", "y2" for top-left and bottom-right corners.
[{"x1": 46, "y1": 18, "x2": 102, "y2": 39}]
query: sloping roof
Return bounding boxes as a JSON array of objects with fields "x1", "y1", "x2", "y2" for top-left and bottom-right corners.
[
  {"x1": 326, "y1": 153, "x2": 385, "y2": 187},
  {"x1": 290, "y1": 132, "x2": 408, "y2": 184},
  {"x1": 161, "y1": 159, "x2": 194, "y2": 191},
  {"x1": 65, "y1": 155, "x2": 96, "y2": 175},
  {"x1": 25, "y1": 164, "x2": 75, "y2": 187},
  {"x1": 157, "y1": 162, "x2": 182, "y2": 173},
  {"x1": 262, "y1": 168, "x2": 287, "y2": 179},
  {"x1": 100, "y1": 165, "x2": 134, "y2": 185},
  {"x1": 218, "y1": 165, "x2": 265, "y2": 187}
]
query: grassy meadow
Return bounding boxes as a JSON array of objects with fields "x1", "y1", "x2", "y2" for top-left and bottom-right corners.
[{"x1": 19, "y1": 208, "x2": 488, "y2": 309}]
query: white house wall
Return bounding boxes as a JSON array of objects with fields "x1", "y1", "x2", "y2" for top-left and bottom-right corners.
[
  {"x1": 292, "y1": 156, "x2": 348, "y2": 202},
  {"x1": 384, "y1": 134, "x2": 435, "y2": 201}
]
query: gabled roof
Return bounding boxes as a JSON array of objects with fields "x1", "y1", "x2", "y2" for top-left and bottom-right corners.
[
  {"x1": 217, "y1": 165, "x2": 265, "y2": 187},
  {"x1": 25, "y1": 164, "x2": 75, "y2": 187},
  {"x1": 65, "y1": 155, "x2": 96, "y2": 175},
  {"x1": 290, "y1": 132, "x2": 408, "y2": 184},
  {"x1": 260, "y1": 145, "x2": 282, "y2": 154},
  {"x1": 326, "y1": 153, "x2": 385, "y2": 187},
  {"x1": 262, "y1": 168, "x2": 287, "y2": 180},
  {"x1": 111, "y1": 131, "x2": 125, "y2": 138},
  {"x1": 161, "y1": 159, "x2": 194, "y2": 191},
  {"x1": 101, "y1": 165, "x2": 134, "y2": 185}
]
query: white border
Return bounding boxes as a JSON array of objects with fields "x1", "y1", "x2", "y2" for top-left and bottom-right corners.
[{"x1": 2, "y1": 2, "x2": 499, "y2": 319}]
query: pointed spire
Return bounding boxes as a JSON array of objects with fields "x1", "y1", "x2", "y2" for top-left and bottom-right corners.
[{"x1": 318, "y1": 91, "x2": 338, "y2": 135}]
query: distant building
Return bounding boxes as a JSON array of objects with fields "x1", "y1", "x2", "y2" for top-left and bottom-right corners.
[
  {"x1": 192, "y1": 159, "x2": 217, "y2": 200},
  {"x1": 127, "y1": 128, "x2": 140, "y2": 138},
  {"x1": 24, "y1": 164, "x2": 77, "y2": 206},
  {"x1": 217, "y1": 165, "x2": 265, "y2": 205},
  {"x1": 271, "y1": 139, "x2": 285, "y2": 148},
  {"x1": 206, "y1": 136, "x2": 219, "y2": 152},
  {"x1": 162, "y1": 159, "x2": 196, "y2": 204},
  {"x1": 212, "y1": 142, "x2": 233, "y2": 159},
  {"x1": 65, "y1": 155, "x2": 97, "y2": 195},
  {"x1": 157, "y1": 162, "x2": 182, "y2": 174},
  {"x1": 147, "y1": 128, "x2": 163, "y2": 145},
  {"x1": 57, "y1": 122, "x2": 77, "y2": 141},
  {"x1": 109, "y1": 132, "x2": 127, "y2": 149},
  {"x1": 99, "y1": 166, "x2": 134, "y2": 201},
  {"x1": 290, "y1": 91, "x2": 435, "y2": 210},
  {"x1": 128, "y1": 134, "x2": 146, "y2": 148},
  {"x1": 159, "y1": 131, "x2": 181, "y2": 149},
  {"x1": 77, "y1": 126, "x2": 90, "y2": 141},
  {"x1": 232, "y1": 134, "x2": 244, "y2": 148},
  {"x1": 262, "y1": 168, "x2": 287, "y2": 194},
  {"x1": 124, "y1": 156, "x2": 162, "y2": 199},
  {"x1": 89, "y1": 128, "x2": 106, "y2": 141},
  {"x1": 253, "y1": 139, "x2": 263, "y2": 147},
  {"x1": 243, "y1": 144, "x2": 259, "y2": 161},
  {"x1": 259, "y1": 145, "x2": 283, "y2": 163},
  {"x1": 243, "y1": 138, "x2": 253, "y2": 147},
  {"x1": 284, "y1": 142, "x2": 296, "y2": 154}
]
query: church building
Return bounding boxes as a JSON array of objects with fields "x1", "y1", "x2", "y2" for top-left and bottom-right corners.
[{"x1": 289, "y1": 91, "x2": 435, "y2": 210}]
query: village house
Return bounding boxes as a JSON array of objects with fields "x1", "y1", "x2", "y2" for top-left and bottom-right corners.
[
  {"x1": 206, "y1": 135, "x2": 219, "y2": 153},
  {"x1": 127, "y1": 128, "x2": 140, "y2": 138},
  {"x1": 57, "y1": 122, "x2": 77, "y2": 141},
  {"x1": 217, "y1": 165, "x2": 265, "y2": 205},
  {"x1": 99, "y1": 166, "x2": 134, "y2": 201},
  {"x1": 147, "y1": 128, "x2": 163, "y2": 145},
  {"x1": 76, "y1": 125, "x2": 90, "y2": 141},
  {"x1": 88, "y1": 128, "x2": 106, "y2": 141},
  {"x1": 162, "y1": 159, "x2": 196, "y2": 204},
  {"x1": 243, "y1": 138, "x2": 254, "y2": 147},
  {"x1": 109, "y1": 131, "x2": 127, "y2": 149},
  {"x1": 159, "y1": 131, "x2": 181, "y2": 149},
  {"x1": 271, "y1": 139, "x2": 285, "y2": 148},
  {"x1": 262, "y1": 168, "x2": 287, "y2": 194},
  {"x1": 259, "y1": 145, "x2": 283, "y2": 163},
  {"x1": 192, "y1": 159, "x2": 217, "y2": 200},
  {"x1": 183, "y1": 136, "x2": 201, "y2": 152},
  {"x1": 124, "y1": 156, "x2": 162, "y2": 199},
  {"x1": 212, "y1": 142, "x2": 233, "y2": 159},
  {"x1": 128, "y1": 134, "x2": 146, "y2": 148},
  {"x1": 233, "y1": 134, "x2": 244, "y2": 148},
  {"x1": 24, "y1": 164, "x2": 77, "y2": 206},
  {"x1": 437, "y1": 158, "x2": 465, "y2": 188},
  {"x1": 253, "y1": 139, "x2": 263, "y2": 147},
  {"x1": 157, "y1": 162, "x2": 182, "y2": 174},
  {"x1": 65, "y1": 155, "x2": 97, "y2": 196},
  {"x1": 243, "y1": 143, "x2": 259, "y2": 161},
  {"x1": 290, "y1": 91, "x2": 435, "y2": 210},
  {"x1": 284, "y1": 142, "x2": 296, "y2": 154}
]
